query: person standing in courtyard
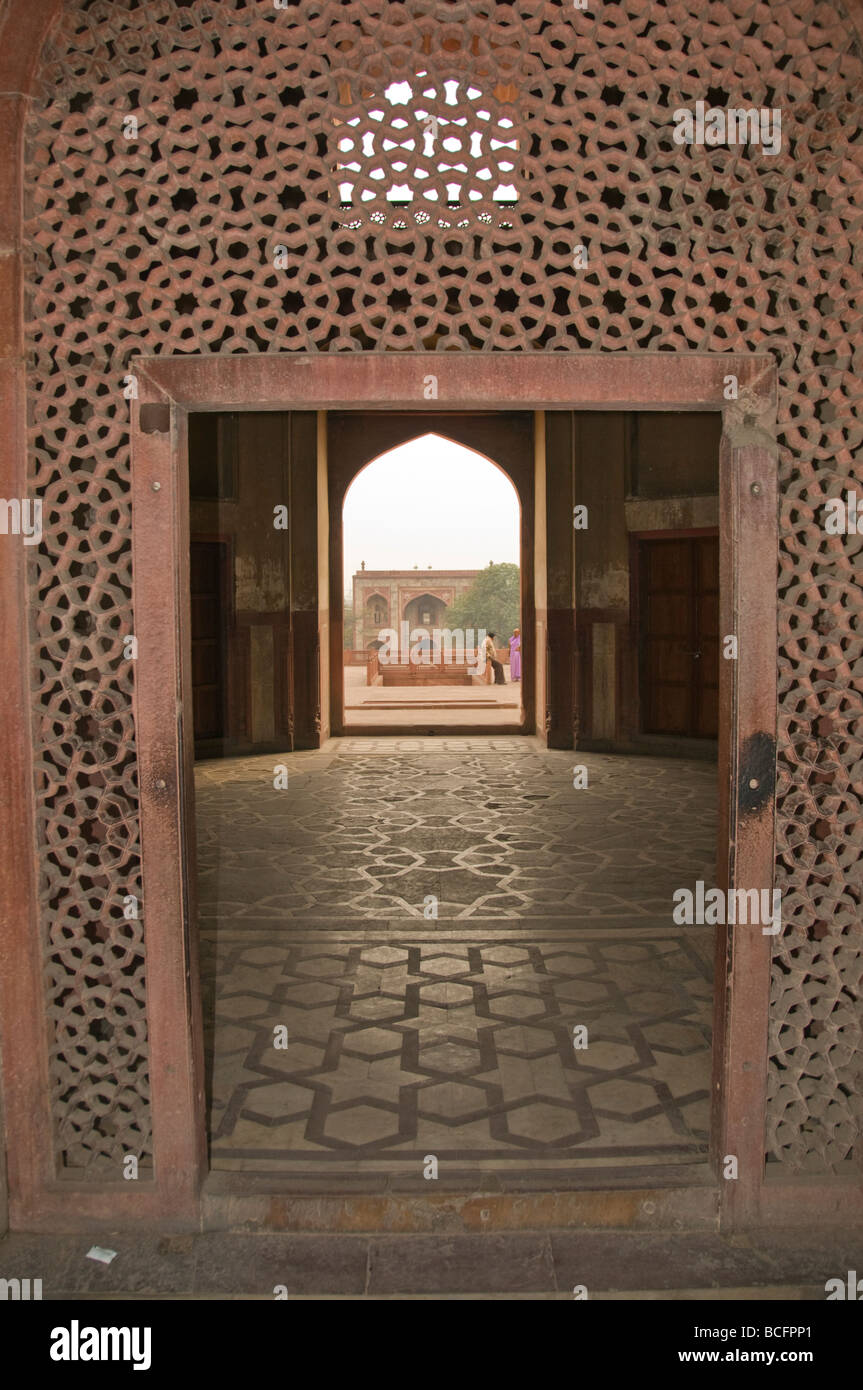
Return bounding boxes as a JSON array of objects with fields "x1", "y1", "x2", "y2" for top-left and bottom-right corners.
[
  {"x1": 509, "y1": 628, "x2": 521, "y2": 682},
  {"x1": 484, "y1": 631, "x2": 506, "y2": 684}
]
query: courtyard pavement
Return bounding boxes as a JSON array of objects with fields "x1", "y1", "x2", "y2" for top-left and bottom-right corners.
[
  {"x1": 196, "y1": 738, "x2": 718, "y2": 1180},
  {"x1": 343, "y1": 667, "x2": 521, "y2": 726}
]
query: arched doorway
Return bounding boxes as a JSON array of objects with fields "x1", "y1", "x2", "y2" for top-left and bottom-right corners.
[
  {"x1": 402, "y1": 593, "x2": 449, "y2": 633},
  {"x1": 330, "y1": 414, "x2": 534, "y2": 734}
]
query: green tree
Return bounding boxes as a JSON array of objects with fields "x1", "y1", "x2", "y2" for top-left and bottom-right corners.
[{"x1": 443, "y1": 562, "x2": 520, "y2": 641}]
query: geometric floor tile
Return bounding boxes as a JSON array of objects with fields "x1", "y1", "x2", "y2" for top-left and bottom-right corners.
[
  {"x1": 199, "y1": 737, "x2": 717, "y2": 1176},
  {"x1": 204, "y1": 932, "x2": 713, "y2": 1172}
]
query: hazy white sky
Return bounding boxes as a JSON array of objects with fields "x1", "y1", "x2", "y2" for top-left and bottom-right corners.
[{"x1": 343, "y1": 434, "x2": 519, "y2": 586}]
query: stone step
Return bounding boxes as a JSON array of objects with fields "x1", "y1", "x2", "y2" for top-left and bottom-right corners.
[
  {"x1": 201, "y1": 1173, "x2": 719, "y2": 1234},
  {"x1": 347, "y1": 701, "x2": 516, "y2": 709},
  {"x1": 4, "y1": 1227, "x2": 856, "y2": 1300}
]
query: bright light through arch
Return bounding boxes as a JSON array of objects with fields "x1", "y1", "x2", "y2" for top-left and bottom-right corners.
[{"x1": 343, "y1": 433, "x2": 519, "y2": 584}]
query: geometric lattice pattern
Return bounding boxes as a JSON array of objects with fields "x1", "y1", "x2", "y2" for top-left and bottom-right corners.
[{"x1": 22, "y1": 1, "x2": 863, "y2": 1172}]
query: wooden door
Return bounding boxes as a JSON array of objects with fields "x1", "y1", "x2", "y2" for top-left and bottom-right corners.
[
  {"x1": 190, "y1": 540, "x2": 229, "y2": 742},
  {"x1": 639, "y1": 533, "x2": 719, "y2": 738}
]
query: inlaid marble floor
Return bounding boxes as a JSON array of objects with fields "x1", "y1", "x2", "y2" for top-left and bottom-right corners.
[{"x1": 198, "y1": 738, "x2": 718, "y2": 1177}]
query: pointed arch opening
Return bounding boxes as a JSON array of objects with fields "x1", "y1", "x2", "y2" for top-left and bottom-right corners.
[{"x1": 332, "y1": 419, "x2": 531, "y2": 734}]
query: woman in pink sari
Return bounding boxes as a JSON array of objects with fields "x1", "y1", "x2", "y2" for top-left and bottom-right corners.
[{"x1": 509, "y1": 628, "x2": 521, "y2": 681}]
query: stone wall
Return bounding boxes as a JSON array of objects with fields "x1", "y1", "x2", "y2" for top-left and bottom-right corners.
[{"x1": 13, "y1": 0, "x2": 863, "y2": 1181}]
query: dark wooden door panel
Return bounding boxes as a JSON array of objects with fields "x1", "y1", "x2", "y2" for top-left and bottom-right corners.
[
  {"x1": 640, "y1": 533, "x2": 719, "y2": 738},
  {"x1": 693, "y1": 534, "x2": 719, "y2": 738},
  {"x1": 642, "y1": 538, "x2": 693, "y2": 734},
  {"x1": 191, "y1": 595, "x2": 219, "y2": 639},
  {"x1": 648, "y1": 537, "x2": 692, "y2": 588},
  {"x1": 190, "y1": 540, "x2": 228, "y2": 741},
  {"x1": 192, "y1": 641, "x2": 220, "y2": 688}
]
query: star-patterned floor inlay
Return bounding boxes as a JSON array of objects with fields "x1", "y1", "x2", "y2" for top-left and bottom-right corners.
[{"x1": 195, "y1": 738, "x2": 717, "y2": 926}]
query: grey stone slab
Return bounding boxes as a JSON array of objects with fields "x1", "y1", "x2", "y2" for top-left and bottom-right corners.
[
  {"x1": 550, "y1": 1232, "x2": 792, "y2": 1292},
  {"x1": 0, "y1": 1234, "x2": 200, "y2": 1296},
  {"x1": 0, "y1": 1234, "x2": 84, "y2": 1299},
  {"x1": 368, "y1": 1234, "x2": 555, "y2": 1294},
  {"x1": 734, "y1": 1231, "x2": 863, "y2": 1287},
  {"x1": 193, "y1": 1233, "x2": 368, "y2": 1296}
]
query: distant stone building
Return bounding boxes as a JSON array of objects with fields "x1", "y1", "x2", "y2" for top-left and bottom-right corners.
[{"x1": 351, "y1": 569, "x2": 479, "y2": 650}]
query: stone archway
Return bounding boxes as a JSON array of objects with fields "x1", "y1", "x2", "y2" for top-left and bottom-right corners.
[
  {"x1": 327, "y1": 413, "x2": 536, "y2": 735},
  {"x1": 402, "y1": 592, "x2": 448, "y2": 632}
]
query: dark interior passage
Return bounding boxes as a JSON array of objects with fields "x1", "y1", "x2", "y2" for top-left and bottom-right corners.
[
  {"x1": 568, "y1": 410, "x2": 721, "y2": 755},
  {"x1": 187, "y1": 409, "x2": 318, "y2": 757},
  {"x1": 186, "y1": 408, "x2": 722, "y2": 757}
]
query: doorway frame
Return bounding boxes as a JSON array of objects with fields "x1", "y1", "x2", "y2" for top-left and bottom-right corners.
[{"x1": 105, "y1": 350, "x2": 779, "y2": 1230}]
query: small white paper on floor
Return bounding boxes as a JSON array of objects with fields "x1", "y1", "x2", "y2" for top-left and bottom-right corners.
[{"x1": 85, "y1": 1246, "x2": 118, "y2": 1264}]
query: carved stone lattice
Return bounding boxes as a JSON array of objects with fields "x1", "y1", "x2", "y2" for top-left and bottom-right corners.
[{"x1": 22, "y1": 0, "x2": 863, "y2": 1173}]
